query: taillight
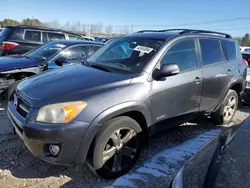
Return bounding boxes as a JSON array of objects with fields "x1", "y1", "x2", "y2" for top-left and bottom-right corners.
[
  {"x1": 242, "y1": 58, "x2": 248, "y2": 67},
  {"x1": 2, "y1": 41, "x2": 19, "y2": 50}
]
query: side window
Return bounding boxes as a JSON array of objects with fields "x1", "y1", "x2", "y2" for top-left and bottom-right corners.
[
  {"x1": 47, "y1": 32, "x2": 65, "y2": 41},
  {"x1": 42, "y1": 32, "x2": 48, "y2": 42},
  {"x1": 55, "y1": 46, "x2": 90, "y2": 62},
  {"x1": 68, "y1": 34, "x2": 84, "y2": 41},
  {"x1": 161, "y1": 39, "x2": 197, "y2": 72},
  {"x1": 199, "y1": 39, "x2": 223, "y2": 66},
  {"x1": 222, "y1": 40, "x2": 236, "y2": 61},
  {"x1": 24, "y1": 30, "x2": 41, "y2": 42}
]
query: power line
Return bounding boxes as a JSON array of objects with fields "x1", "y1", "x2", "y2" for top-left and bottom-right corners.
[{"x1": 112, "y1": 17, "x2": 250, "y2": 28}]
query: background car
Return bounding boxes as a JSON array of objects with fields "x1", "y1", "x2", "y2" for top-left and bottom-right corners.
[
  {"x1": 81, "y1": 36, "x2": 95, "y2": 41},
  {"x1": 0, "y1": 40, "x2": 103, "y2": 99},
  {"x1": 0, "y1": 25, "x2": 87, "y2": 56},
  {"x1": 240, "y1": 46, "x2": 250, "y2": 52}
]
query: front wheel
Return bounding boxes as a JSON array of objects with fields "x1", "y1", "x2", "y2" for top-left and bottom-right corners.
[
  {"x1": 87, "y1": 116, "x2": 142, "y2": 179},
  {"x1": 212, "y1": 89, "x2": 238, "y2": 125}
]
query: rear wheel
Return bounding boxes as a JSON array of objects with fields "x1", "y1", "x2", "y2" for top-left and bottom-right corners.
[
  {"x1": 87, "y1": 116, "x2": 142, "y2": 179},
  {"x1": 212, "y1": 89, "x2": 238, "y2": 125}
]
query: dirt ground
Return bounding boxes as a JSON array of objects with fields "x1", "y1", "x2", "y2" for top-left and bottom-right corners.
[{"x1": 0, "y1": 105, "x2": 249, "y2": 188}]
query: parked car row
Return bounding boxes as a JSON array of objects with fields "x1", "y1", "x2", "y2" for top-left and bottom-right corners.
[
  {"x1": 0, "y1": 25, "x2": 89, "y2": 56},
  {"x1": 6, "y1": 28, "x2": 247, "y2": 179},
  {"x1": 0, "y1": 40, "x2": 103, "y2": 99}
]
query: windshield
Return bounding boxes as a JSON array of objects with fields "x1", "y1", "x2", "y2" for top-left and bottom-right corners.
[
  {"x1": 87, "y1": 37, "x2": 165, "y2": 73},
  {"x1": 25, "y1": 42, "x2": 66, "y2": 60}
]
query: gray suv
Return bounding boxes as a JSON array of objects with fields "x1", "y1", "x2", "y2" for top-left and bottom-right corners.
[{"x1": 7, "y1": 29, "x2": 246, "y2": 179}]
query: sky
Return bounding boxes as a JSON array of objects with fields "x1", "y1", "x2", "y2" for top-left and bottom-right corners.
[{"x1": 0, "y1": 0, "x2": 250, "y2": 36}]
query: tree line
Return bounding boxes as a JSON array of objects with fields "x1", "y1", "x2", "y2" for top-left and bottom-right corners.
[
  {"x1": 235, "y1": 34, "x2": 250, "y2": 47},
  {"x1": 0, "y1": 18, "x2": 250, "y2": 43},
  {"x1": 0, "y1": 18, "x2": 130, "y2": 36}
]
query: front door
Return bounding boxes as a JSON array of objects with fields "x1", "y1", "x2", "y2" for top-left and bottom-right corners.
[{"x1": 150, "y1": 38, "x2": 203, "y2": 123}]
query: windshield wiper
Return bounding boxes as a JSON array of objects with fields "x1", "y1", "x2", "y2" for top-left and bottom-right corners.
[{"x1": 89, "y1": 63, "x2": 115, "y2": 73}]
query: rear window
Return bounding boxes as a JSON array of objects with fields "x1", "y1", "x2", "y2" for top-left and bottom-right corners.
[
  {"x1": 199, "y1": 39, "x2": 223, "y2": 66},
  {"x1": 222, "y1": 40, "x2": 236, "y2": 61},
  {"x1": 24, "y1": 30, "x2": 41, "y2": 42},
  {"x1": 0, "y1": 28, "x2": 12, "y2": 42},
  {"x1": 47, "y1": 32, "x2": 65, "y2": 41}
]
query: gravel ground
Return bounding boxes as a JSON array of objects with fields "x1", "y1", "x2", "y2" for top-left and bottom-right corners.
[{"x1": 0, "y1": 105, "x2": 249, "y2": 188}]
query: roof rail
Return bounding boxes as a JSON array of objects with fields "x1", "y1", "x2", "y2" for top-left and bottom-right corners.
[
  {"x1": 135, "y1": 29, "x2": 232, "y2": 39},
  {"x1": 179, "y1": 29, "x2": 232, "y2": 39}
]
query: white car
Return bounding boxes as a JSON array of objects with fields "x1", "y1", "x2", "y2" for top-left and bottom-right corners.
[{"x1": 240, "y1": 46, "x2": 250, "y2": 52}]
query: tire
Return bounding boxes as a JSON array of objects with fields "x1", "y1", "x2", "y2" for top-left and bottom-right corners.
[
  {"x1": 212, "y1": 89, "x2": 238, "y2": 125},
  {"x1": 87, "y1": 116, "x2": 142, "y2": 179}
]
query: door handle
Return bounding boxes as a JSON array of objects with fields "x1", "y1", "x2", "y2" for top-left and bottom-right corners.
[
  {"x1": 226, "y1": 69, "x2": 231, "y2": 75},
  {"x1": 193, "y1": 77, "x2": 202, "y2": 83}
]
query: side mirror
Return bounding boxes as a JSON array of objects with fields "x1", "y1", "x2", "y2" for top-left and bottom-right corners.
[
  {"x1": 153, "y1": 64, "x2": 180, "y2": 80},
  {"x1": 55, "y1": 57, "x2": 67, "y2": 67}
]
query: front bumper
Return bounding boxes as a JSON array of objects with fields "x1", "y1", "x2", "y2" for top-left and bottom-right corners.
[{"x1": 7, "y1": 99, "x2": 90, "y2": 165}]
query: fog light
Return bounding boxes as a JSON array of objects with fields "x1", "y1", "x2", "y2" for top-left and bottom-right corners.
[{"x1": 49, "y1": 145, "x2": 60, "y2": 156}]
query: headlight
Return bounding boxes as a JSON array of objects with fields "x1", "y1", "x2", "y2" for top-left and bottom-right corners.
[{"x1": 35, "y1": 101, "x2": 87, "y2": 124}]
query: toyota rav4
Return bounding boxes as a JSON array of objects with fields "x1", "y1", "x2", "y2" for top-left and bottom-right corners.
[{"x1": 7, "y1": 29, "x2": 246, "y2": 179}]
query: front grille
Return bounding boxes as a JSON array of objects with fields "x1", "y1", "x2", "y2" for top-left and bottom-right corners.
[{"x1": 12, "y1": 92, "x2": 30, "y2": 118}]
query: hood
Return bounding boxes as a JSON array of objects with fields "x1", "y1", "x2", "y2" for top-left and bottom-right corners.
[
  {"x1": 0, "y1": 55, "x2": 42, "y2": 72},
  {"x1": 17, "y1": 64, "x2": 132, "y2": 107}
]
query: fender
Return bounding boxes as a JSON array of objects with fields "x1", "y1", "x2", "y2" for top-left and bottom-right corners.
[
  {"x1": 213, "y1": 76, "x2": 244, "y2": 112},
  {"x1": 75, "y1": 101, "x2": 152, "y2": 164}
]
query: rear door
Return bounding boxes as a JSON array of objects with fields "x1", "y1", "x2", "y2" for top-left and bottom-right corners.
[
  {"x1": 150, "y1": 38, "x2": 203, "y2": 122},
  {"x1": 199, "y1": 38, "x2": 234, "y2": 112}
]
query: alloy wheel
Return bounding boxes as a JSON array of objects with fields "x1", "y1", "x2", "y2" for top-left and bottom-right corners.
[
  {"x1": 223, "y1": 96, "x2": 237, "y2": 121},
  {"x1": 102, "y1": 127, "x2": 138, "y2": 172}
]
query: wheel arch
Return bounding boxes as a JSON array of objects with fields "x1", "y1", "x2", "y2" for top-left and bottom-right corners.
[
  {"x1": 214, "y1": 80, "x2": 244, "y2": 112},
  {"x1": 75, "y1": 101, "x2": 152, "y2": 165}
]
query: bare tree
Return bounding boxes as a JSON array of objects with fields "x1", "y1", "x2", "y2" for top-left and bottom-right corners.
[
  {"x1": 120, "y1": 26, "x2": 129, "y2": 34},
  {"x1": 46, "y1": 20, "x2": 61, "y2": 29},
  {"x1": 105, "y1": 25, "x2": 113, "y2": 34},
  {"x1": 96, "y1": 22, "x2": 103, "y2": 34}
]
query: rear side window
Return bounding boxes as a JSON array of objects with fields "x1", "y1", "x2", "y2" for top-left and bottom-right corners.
[
  {"x1": 68, "y1": 34, "x2": 84, "y2": 41},
  {"x1": 47, "y1": 32, "x2": 65, "y2": 41},
  {"x1": 24, "y1": 30, "x2": 41, "y2": 42},
  {"x1": 199, "y1": 39, "x2": 223, "y2": 66},
  {"x1": 222, "y1": 40, "x2": 236, "y2": 61}
]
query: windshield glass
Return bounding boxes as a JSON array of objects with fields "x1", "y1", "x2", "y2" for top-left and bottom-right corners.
[
  {"x1": 26, "y1": 42, "x2": 66, "y2": 60},
  {"x1": 87, "y1": 37, "x2": 165, "y2": 73}
]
